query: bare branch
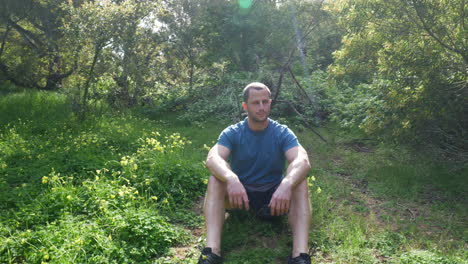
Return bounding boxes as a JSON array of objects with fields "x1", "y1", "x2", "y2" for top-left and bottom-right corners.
[
  {"x1": 288, "y1": 66, "x2": 315, "y2": 107},
  {"x1": 409, "y1": 1, "x2": 468, "y2": 64},
  {"x1": 276, "y1": 99, "x2": 328, "y2": 143},
  {"x1": 6, "y1": 18, "x2": 45, "y2": 54},
  {"x1": 0, "y1": 25, "x2": 11, "y2": 60}
]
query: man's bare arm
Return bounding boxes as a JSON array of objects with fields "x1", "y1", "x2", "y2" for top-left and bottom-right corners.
[
  {"x1": 205, "y1": 144, "x2": 249, "y2": 210},
  {"x1": 205, "y1": 144, "x2": 234, "y2": 181},
  {"x1": 269, "y1": 145, "x2": 311, "y2": 215},
  {"x1": 283, "y1": 145, "x2": 311, "y2": 187}
]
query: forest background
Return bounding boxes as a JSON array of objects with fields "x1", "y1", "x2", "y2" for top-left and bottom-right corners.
[{"x1": 0, "y1": 0, "x2": 466, "y2": 263}]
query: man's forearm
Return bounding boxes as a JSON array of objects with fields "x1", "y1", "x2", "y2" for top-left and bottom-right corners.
[
  {"x1": 205, "y1": 155, "x2": 238, "y2": 183},
  {"x1": 282, "y1": 155, "x2": 311, "y2": 188}
]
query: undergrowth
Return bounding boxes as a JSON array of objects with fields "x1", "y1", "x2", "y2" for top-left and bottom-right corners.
[
  {"x1": 0, "y1": 91, "x2": 210, "y2": 263},
  {"x1": 0, "y1": 90, "x2": 466, "y2": 263}
]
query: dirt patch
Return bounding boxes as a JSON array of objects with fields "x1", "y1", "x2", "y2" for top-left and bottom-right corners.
[
  {"x1": 192, "y1": 195, "x2": 205, "y2": 215},
  {"x1": 172, "y1": 246, "x2": 194, "y2": 259},
  {"x1": 190, "y1": 227, "x2": 204, "y2": 237}
]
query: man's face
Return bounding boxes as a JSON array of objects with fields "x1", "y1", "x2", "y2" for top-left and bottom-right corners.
[{"x1": 242, "y1": 88, "x2": 272, "y2": 123}]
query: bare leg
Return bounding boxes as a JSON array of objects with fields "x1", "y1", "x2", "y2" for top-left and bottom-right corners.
[
  {"x1": 288, "y1": 179, "x2": 311, "y2": 257},
  {"x1": 204, "y1": 176, "x2": 227, "y2": 256}
]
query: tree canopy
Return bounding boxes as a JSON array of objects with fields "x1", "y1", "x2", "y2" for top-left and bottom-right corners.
[{"x1": 0, "y1": 0, "x2": 466, "y2": 161}]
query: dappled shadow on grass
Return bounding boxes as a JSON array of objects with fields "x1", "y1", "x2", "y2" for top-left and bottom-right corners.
[{"x1": 221, "y1": 210, "x2": 291, "y2": 264}]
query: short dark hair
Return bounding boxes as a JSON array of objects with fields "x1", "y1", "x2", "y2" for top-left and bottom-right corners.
[{"x1": 242, "y1": 82, "x2": 271, "y2": 102}]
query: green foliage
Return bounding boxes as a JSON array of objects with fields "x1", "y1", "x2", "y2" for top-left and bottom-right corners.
[
  {"x1": 398, "y1": 250, "x2": 465, "y2": 264},
  {"x1": 118, "y1": 131, "x2": 206, "y2": 205},
  {"x1": 374, "y1": 232, "x2": 406, "y2": 257},
  {"x1": 0, "y1": 91, "x2": 71, "y2": 127},
  {"x1": 1, "y1": 90, "x2": 467, "y2": 263},
  {"x1": 295, "y1": 127, "x2": 467, "y2": 264},
  {"x1": 2, "y1": 215, "x2": 118, "y2": 264},
  {"x1": 326, "y1": 0, "x2": 468, "y2": 161},
  {"x1": 0, "y1": 91, "x2": 208, "y2": 263}
]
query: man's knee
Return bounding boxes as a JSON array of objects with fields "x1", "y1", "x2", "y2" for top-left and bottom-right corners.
[
  {"x1": 289, "y1": 179, "x2": 311, "y2": 213},
  {"x1": 294, "y1": 178, "x2": 309, "y2": 198},
  {"x1": 288, "y1": 179, "x2": 311, "y2": 224},
  {"x1": 206, "y1": 176, "x2": 227, "y2": 197}
]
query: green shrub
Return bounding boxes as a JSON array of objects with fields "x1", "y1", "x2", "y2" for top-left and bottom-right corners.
[
  {"x1": 1, "y1": 154, "x2": 197, "y2": 263},
  {"x1": 117, "y1": 132, "x2": 207, "y2": 206},
  {"x1": 0, "y1": 96, "x2": 208, "y2": 263},
  {"x1": 0, "y1": 215, "x2": 120, "y2": 264},
  {"x1": 101, "y1": 208, "x2": 184, "y2": 262}
]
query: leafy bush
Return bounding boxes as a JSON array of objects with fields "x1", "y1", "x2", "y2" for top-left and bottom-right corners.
[
  {"x1": 123, "y1": 132, "x2": 206, "y2": 205},
  {"x1": 0, "y1": 94, "x2": 208, "y2": 263},
  {"x1": 1, "y1": 154, "x2": 194, "y2": 263},
  {"x1": 1, "y1": 216, "x2": 120, "y2": 264},
  {"x1": 102, "y1": 208, "x2": 184, "y2": 261},
  {"x1": 327, "y1": 0, "x2": 468, "y2": 161}
]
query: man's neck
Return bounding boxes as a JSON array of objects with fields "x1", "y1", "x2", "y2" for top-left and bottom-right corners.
[{"x1": 247, "y1": 118, "x2": 269, "y2": 131}]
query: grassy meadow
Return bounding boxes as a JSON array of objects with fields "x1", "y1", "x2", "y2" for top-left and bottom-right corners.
[{"x1": 0, "y1": 91, "x2": 466, "y2": 263}]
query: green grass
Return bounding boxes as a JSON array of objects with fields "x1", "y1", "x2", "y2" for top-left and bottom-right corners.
[
  {"x1": 0, "y1": 90, "x2": 466, "y2": 263},
  {"x1": 296, "y1": 126, "x2": 467, "y2": 264},
  {"x1": 0, "y1": 91, "x2": 211, "y2": 263}
]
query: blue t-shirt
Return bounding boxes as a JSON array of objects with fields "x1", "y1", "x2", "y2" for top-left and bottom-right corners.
[{"x1": 217, "y1": 118, "x2": 299, "y2": 184}]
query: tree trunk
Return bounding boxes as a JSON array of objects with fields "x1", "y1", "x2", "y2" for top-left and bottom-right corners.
[
  {"x1": 79, "y1": 45, "x2": 101, "y2": 121},
  {"x1": 189, "y1": 62, "x2": 194, "y2": 92},
  {"x1": 271, "y1": 68, "x2": 284, "y2": 107},
  {"x1": 0, "y1": 26, "x2": 11, "y2": 60}
]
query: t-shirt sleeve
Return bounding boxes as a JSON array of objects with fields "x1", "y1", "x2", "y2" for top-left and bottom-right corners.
[
  {"x1": 281, "y1": 126, "x2": 299, "y2": 152},
  {"x1": 217, "y1": 127, "x2": 234, "y2": 150}
]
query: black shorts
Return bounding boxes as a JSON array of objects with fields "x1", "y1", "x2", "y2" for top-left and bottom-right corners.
[{"x1": 243, "y1": 180, "x2": 283, "y2": 218}]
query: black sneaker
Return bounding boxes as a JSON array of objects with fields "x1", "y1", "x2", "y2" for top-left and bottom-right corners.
[
  {"x1": 287, "y1": 253, "x2": 311, "y2": 264},
  {"x1": 198, "y1": 247, "x2": 223, "y2": 264}
]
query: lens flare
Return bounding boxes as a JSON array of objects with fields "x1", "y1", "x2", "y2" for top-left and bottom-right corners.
[{"x1": 239, "y1": 0, "x2": 253, "y2": 9}]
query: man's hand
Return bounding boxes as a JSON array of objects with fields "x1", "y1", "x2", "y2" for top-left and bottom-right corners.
[
  {"x1": 269, "y1": 180, "x2": 293, "y2": 216},
  {"x1": 269, "y1": 145, "x2": 311, "y2": 216},
  {"x1": 206, "y1": 144, "x2": 249, "y2": 209},
  {"x1": 226, "y1": 175, "x2": 249, "y2": 210}
]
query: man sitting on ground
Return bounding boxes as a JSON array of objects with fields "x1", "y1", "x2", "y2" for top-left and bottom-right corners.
[{"x1": 198, "y1": 82, "x2": 312, "y2": 264}]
